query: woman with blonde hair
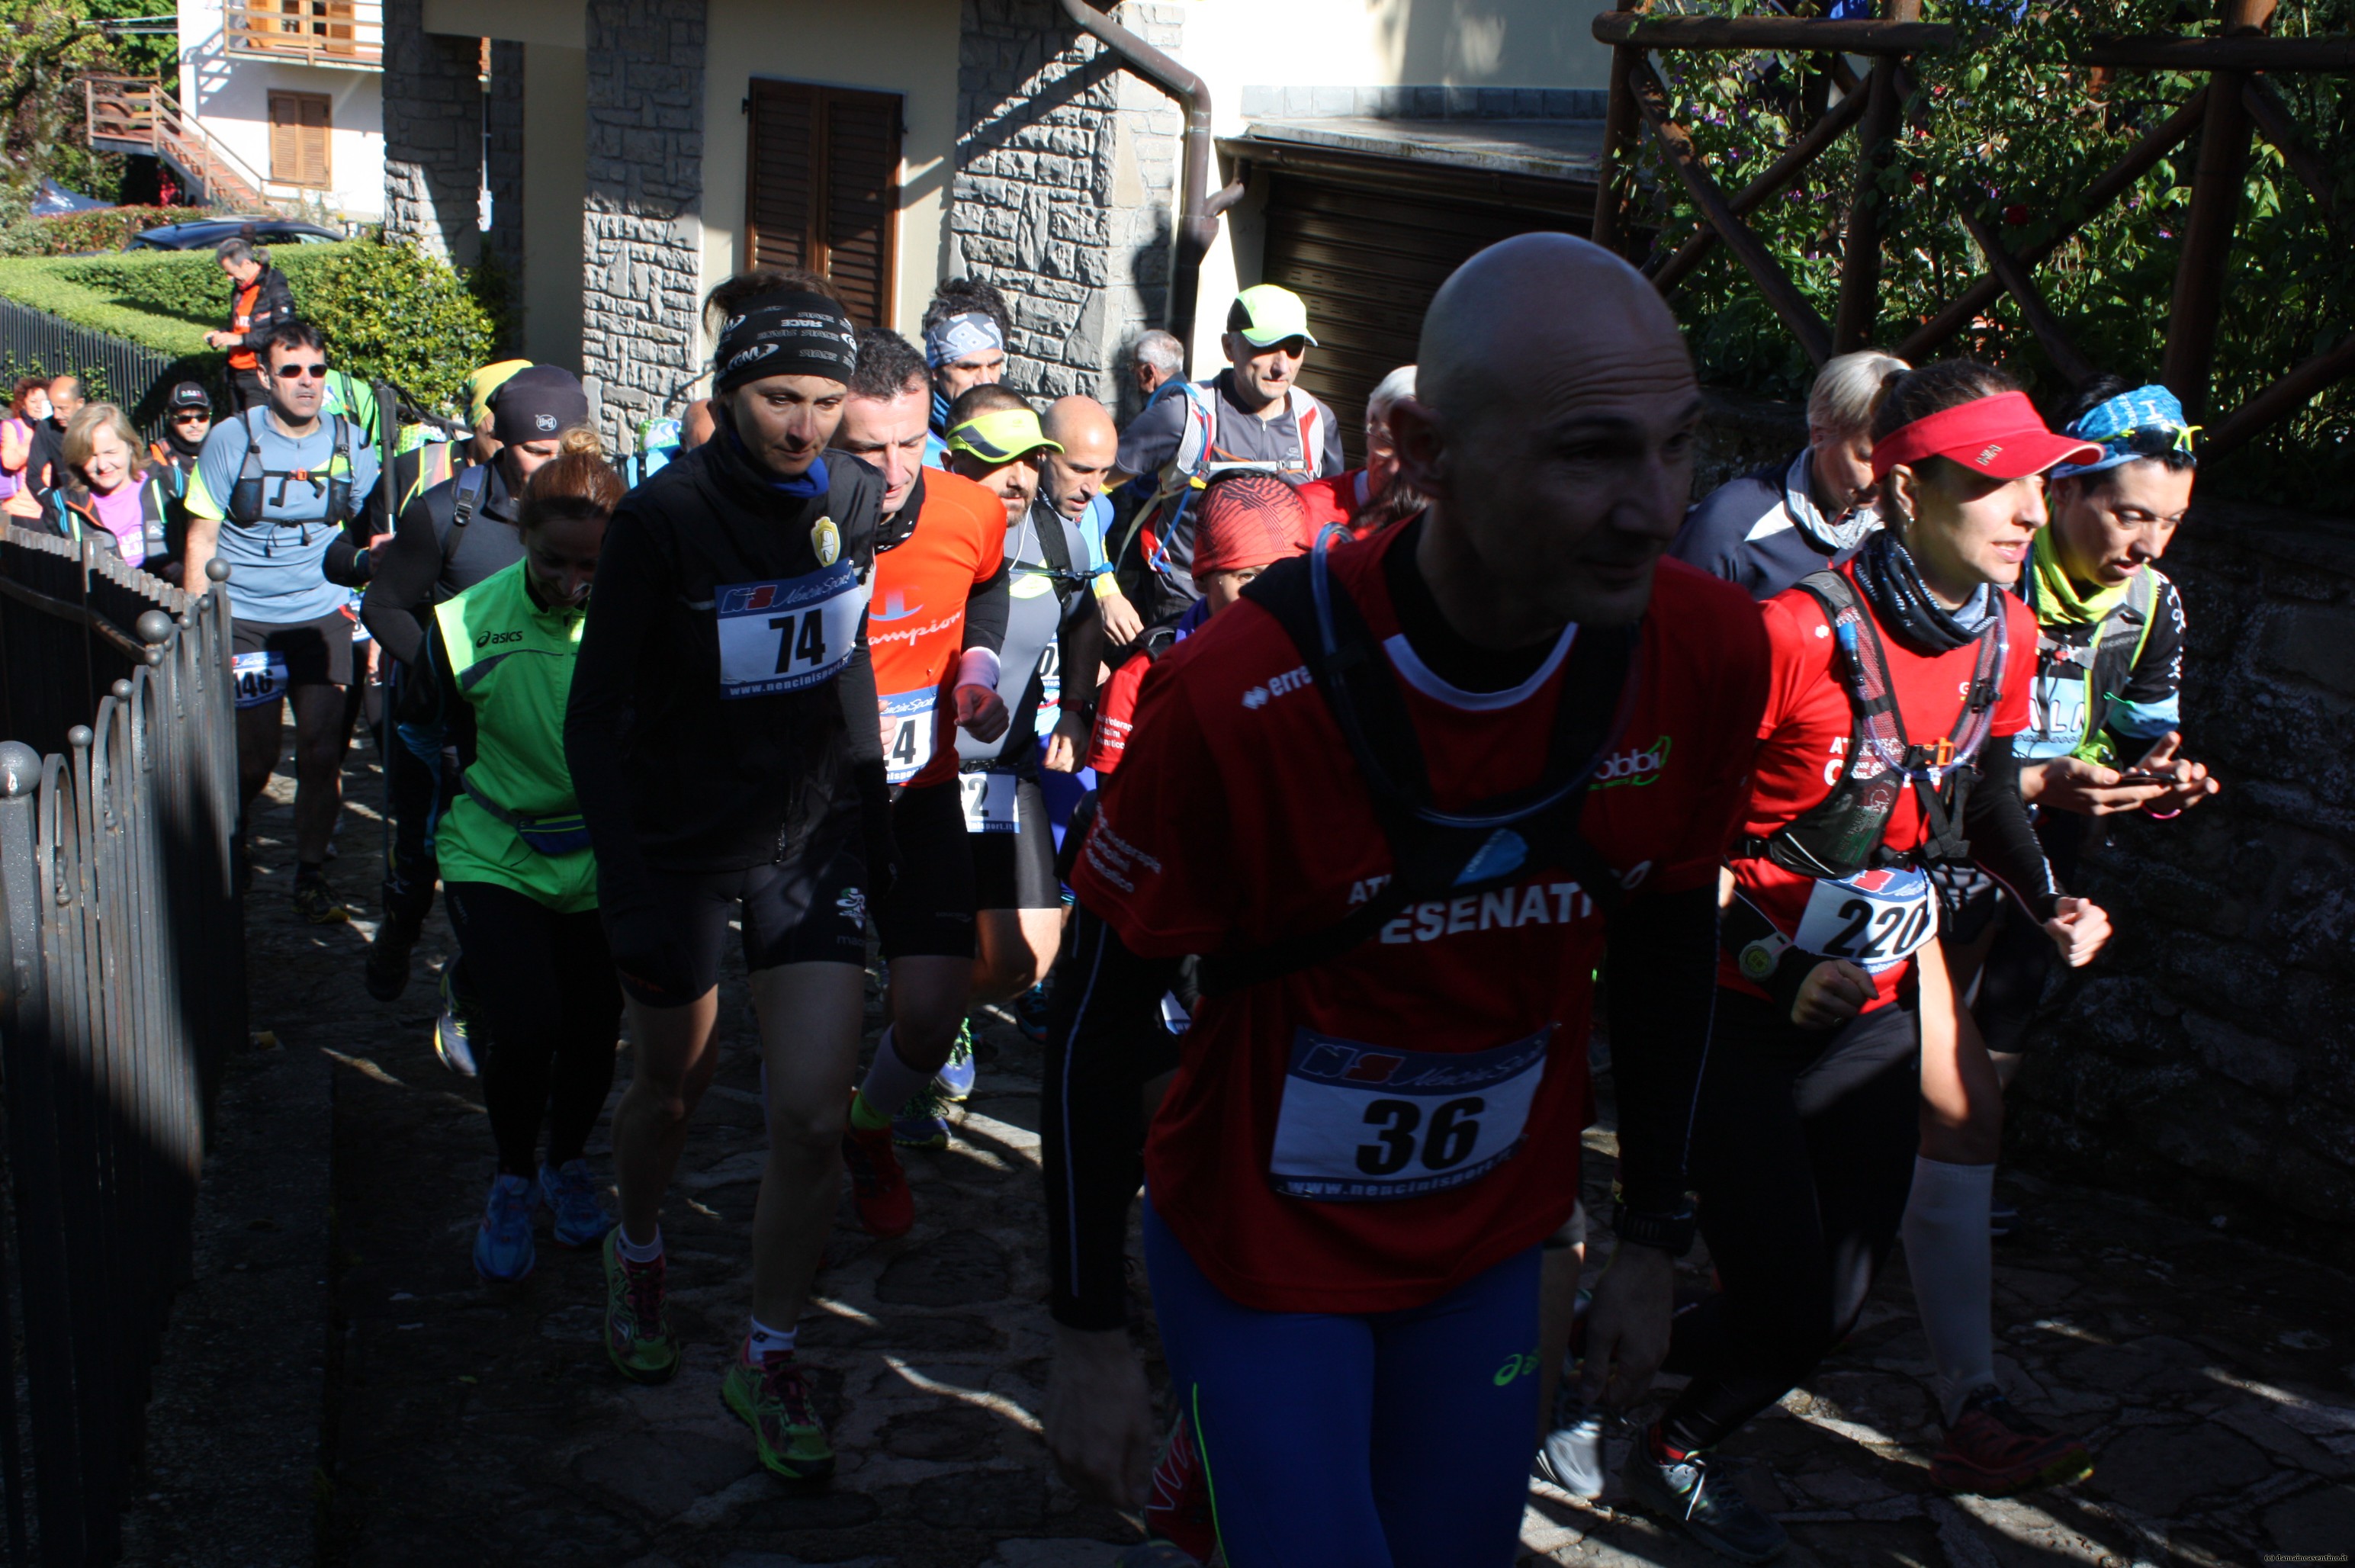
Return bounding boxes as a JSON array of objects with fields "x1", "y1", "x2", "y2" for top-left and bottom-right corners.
[
  {"x1": 50, "y1": 401, "x2": 172, "y2": 574},
  {"x1": 408, "y1": 428, "x2": 628, "y2": 1282}
]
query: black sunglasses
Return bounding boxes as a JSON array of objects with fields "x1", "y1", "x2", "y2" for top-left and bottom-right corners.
[{"x1": 271, "y1": 362, "x2": 329, "y2": 380}]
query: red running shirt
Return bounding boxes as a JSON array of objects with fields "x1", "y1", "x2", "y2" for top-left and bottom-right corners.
[
  {"x1": 1727, "y1": 563, "x2": 2037, "y2": 1012},
  {"x1": 867, "y1": 471, "x2": 1007, "y2": 789},
  {"x1": 1075, "y1": 529, "x2": 1769, "y2": 1314},
  {"x1": 1085, "y1": 646, "x2": 1153, "y2": 776}
]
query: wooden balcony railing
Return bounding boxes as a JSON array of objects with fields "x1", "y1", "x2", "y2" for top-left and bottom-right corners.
[
  {"x1": 83, "y1": 76, "x2": 272, "y2": 211},
  {"x1": 223, "y1": 0, "x2": 382, "y2": 69}
]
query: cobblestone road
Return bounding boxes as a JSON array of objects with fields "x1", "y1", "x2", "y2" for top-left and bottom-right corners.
[{"x1": 122, "y1": 743, "x2": 2355, "y2": 1566}]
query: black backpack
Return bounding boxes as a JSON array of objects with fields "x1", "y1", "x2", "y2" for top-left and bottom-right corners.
[{"x1": 1194, "y1": 540, "x2": 1640, "y2": 996}]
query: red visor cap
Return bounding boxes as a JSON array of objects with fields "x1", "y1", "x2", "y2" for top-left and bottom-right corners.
[{"x1": 1869, "y1": 391, "x2": 2106, "y2": 482}]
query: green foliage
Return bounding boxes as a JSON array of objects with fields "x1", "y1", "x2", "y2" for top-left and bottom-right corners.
[
  {"x1": 297, "y1": 240, "x2": 496, "y2": 415},
  {"x1": 0, "y1": 238, "x2": 498, "y2": 413},
  {"x1": 0, "y1": 0, "x2": 143, "y2": 210},
  {"x1": 1635, "y1": 0, "x2": 2355, "y2": 506},
  {"x1": 0, "y1": 204, "x2": 210, "y2": 257}
]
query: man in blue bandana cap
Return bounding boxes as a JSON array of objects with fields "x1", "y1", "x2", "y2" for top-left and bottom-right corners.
[
  {"x1": 921, "y1": 278, "x2": 1013, "y2": 468},
  {"x1": 1906, "y1": 376, "x2": 2219, "y2": 1502}
]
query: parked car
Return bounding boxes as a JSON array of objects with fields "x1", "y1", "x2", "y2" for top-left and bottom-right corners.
[{"x1": 124, "y1": 217, "x2": 345, "y2": 252}]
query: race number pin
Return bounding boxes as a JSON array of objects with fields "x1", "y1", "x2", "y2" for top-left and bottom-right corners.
[{"x1": 811, "y1": 516, "x2": 840, "y2": 567}]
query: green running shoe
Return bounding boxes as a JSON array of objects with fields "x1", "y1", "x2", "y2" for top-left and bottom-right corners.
[
  {"x1": 600, "y1": 1230, "x2": 679, "y2": 1385},
  {"x1": 721, "y1": 1343, "x2": 834, "y2": 1482},
  {"x1": 892, "y1": 1083, "x2": 951, "y2": 1150}
]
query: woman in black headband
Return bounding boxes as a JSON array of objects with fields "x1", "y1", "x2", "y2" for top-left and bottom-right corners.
[{"x1": 562, "y1": 267, "x2": 889, "y2": 1485}]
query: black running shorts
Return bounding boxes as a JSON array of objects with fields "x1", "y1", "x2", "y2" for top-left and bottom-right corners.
[
  {"x1": 879, "y1": 779, "x2": 976, "y2": 960},
  {"x1": 613, "y1": 803, "x2": 868, "y2": 1008},
  {"x1": 231, "y1": 609, "x2": 355, "y2": 705},
  {"x1": 965, "y1": 770, "x2": 1059, "y2": 912}
]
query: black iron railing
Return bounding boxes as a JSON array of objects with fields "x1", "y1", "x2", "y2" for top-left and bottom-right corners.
[
  {"x1": 0, "y1": 301, "x2": 199, "y2": 438},
  {"x1": 0, "y1": 529, "x2": 243, "y2": 1563}
]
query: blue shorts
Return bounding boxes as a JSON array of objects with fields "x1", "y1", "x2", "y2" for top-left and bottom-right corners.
[{"x1": 1142, "y1": 1200, "x2": 1542, "y2": 1568}]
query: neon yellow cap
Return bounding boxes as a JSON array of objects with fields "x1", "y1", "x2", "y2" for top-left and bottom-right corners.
[
  {"x1": 465, "y1": 360, "x2": 532, "y2": 427},
  {"x1": 946, "y1": 407, "x2": 1062, "y2": 464},
  {"x1": 1230, "y1": 284, "x2": 1316, "y2": 349}
]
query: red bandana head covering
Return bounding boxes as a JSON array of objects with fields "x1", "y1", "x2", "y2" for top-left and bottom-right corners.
[
  {"x1": 1870, "y1": 391, "x2": 2104, "y2": 481},
  {"x1": 1192, "y1": 471, "x2": 1309, "y2": 579}
]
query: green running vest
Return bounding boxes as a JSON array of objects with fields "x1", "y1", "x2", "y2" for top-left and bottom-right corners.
[{"x1": 434, "y1": 559, "x2": 596, "y2": 911}]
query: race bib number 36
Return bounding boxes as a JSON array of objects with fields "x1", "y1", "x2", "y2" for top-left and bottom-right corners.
[
  {"x1": 715, "y1": 564, "x2": 863, "y2": 699},
  {"x1": 1268, "y1": 1027, "x2": 1550, "y2": 1202},
  {"x1": 231, "y1": 649, "x2": 289, "y2": 710},
  {"x1": 1792, "y1": 865, "x2": 1936, "y2": 974}
]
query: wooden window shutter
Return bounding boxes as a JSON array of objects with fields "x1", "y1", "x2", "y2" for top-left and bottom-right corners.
[
  {"x1": 268, "y1": 93, "x2": 299, "y2": 184},
  {"x1": 744, "y1": 79, "x2": 901, "y2": 330},
  {"x1": 268, "y1": 92, "x2": 331, "y2": 187},
  {"x1": 299, "y1": 95, "x2": 330, "y2": 188}
]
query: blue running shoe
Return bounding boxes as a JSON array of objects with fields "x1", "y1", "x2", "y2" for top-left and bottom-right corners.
[
  {"x1": 1014, "y1": 982, "x2": 1052, "y2": 1043},
  {"x1": 473, "y1": 1172, "x2": 538, "y2": 1283},
  {"x1": 934, "y1": 1020, "x2": 977, "y2": 1101},
  {"x1": 540, "y1": 1158, "x2": 615, "y2": 1249},
  {"x1": 434, "y1": 966, "x2": 478, "y2": 1078},
  {"x1": 892, "y1": 1084, "x2": 951, "y2": 1150}
]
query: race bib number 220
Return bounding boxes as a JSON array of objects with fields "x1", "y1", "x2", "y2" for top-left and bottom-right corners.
[{"x1": 715, "y1": 564, "x2": 863, "y2": 699}]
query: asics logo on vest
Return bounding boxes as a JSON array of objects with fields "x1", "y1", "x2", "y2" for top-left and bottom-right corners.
[
  {"x1": 1593, "y1": 734, "x2": 1672, "y2": 789},
  {"x1": 474, "y1": 628, "x2": 525, "y2": 647},
  {"x1": 1241, "y1": 665, "x2": 1312, "y2": 709}
]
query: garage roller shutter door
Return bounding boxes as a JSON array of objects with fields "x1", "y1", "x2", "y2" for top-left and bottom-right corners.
[{"x1": 1260, "y1": 172, "x2": 1586, "y2": 468}]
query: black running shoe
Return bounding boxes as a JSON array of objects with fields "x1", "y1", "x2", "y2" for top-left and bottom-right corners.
[{"x1": 1623, "y1": 1442, "x2": 1788, "y2": 1563}]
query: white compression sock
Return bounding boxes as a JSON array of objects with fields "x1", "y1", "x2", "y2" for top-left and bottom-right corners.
[
  {"x1": 616, "y1": 1223, "x2": 663, "y2": 1263},
  {"x1": 746, "y1": 1315, "x2": 798, "y2": 1358},
  {"x1": 856, "y1": 1026, "x2": 935, "y2": 1118},
  {"x1": 1902, "y1": 1156, "x2": 2000, "y2": 1425}
]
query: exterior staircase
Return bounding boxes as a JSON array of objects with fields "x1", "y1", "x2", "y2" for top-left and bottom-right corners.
[{"x1": 83, "y1": 76, "x2": 273, "y2": 211}]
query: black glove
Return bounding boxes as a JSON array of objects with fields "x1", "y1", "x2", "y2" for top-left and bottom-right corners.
[{"x1": 854, "y1": 759, "x2": 900, "y2": 904}]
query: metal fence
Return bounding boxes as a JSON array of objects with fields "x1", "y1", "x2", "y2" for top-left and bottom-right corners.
[
  {"x1": 0, "y1": 302, "x2": 188, "y2": 439},
  {"x1": 0, "y1": 527, "x2": 243, "y2": 1564}
]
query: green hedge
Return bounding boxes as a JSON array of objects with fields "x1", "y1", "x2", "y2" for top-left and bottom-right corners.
[
  {"x1": 0, "y1": 239, "x2": 496, "y2": 413},
  {"x1": 0, "y1": 206, "x2": 216, "y2": 259}
]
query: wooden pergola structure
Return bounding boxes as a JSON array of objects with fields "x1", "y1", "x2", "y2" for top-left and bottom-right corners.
[{"x1": 1589, "y1": 1, "x2": 2353, "y2": 455}]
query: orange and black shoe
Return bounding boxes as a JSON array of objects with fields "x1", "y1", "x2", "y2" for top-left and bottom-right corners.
[
  {"x1": 840, "y1": 1094, "x2": 914, "y2": 1238},
  {"x1": 1929, "y1": 1389, "x2": 2093, "y2": 1496}
]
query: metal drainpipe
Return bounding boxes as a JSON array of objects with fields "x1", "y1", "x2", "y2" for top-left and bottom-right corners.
[{"x1": 1058, "y1": 0, "x2": 1218, "y2": 365}]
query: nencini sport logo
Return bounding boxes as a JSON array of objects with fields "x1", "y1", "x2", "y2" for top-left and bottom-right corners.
[{"x1": 1593, "y1": 733, "x2": 1670, "y2": 789}]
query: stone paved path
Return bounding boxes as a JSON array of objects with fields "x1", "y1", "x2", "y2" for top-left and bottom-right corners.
[{"x1": 123, "y1": 741, "x2": 2355, "y2": 1566}]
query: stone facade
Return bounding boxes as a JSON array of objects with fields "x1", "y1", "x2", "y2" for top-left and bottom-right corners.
[
  {"x1": 580, "y1": 0, "x2": 708, "y2": 438},
  {"x1": 1690, "y1": 391, "x2": 2355, "y2": 1268},
  {"x1": 2013, "y1": 500, "x2": 2355, "y2": 1270},
  {"x1": 949, "y1": 0, "x2": 1183, "y2": 403},
  {"x1": 380, "y1": 0, "x2": 485, "y2": 268},
  {"x1": 484, "y1": 41, "x2": 525, "y2": 292}
]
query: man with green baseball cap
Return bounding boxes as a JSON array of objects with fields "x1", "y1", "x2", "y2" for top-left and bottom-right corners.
[
  {"x1": 1110, "y1": 283, "x2": 1344, "y2": 624},
  {"x1": 945, "y1": 384, "x2": 1062, "y2": 529}
]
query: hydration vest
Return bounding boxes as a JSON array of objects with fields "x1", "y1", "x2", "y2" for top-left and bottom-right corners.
[
  {"x1": 2024, "y1": 566, "x2": 2157, "y2": 766},
  {"x1": 1194, "y1": 536, "x2": 1638, "y2": 995},
  {"x1": 1741, "y1": 568, "x2": 2007, "y2": 881},
  {"x1": 1114, "y1": 380, "x2": 1326, "y2": 622},
  {"x1": 227, "y1": 408, "x2": 358, "y2": 538}
]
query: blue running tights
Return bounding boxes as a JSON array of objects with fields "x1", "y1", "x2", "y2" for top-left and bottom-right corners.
[{"x1": 1142, "y1": 1200, "x2": 1541, "y2": 1568}]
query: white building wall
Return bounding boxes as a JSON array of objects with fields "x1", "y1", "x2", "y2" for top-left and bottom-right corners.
[{"x1": 177, "y1": 0, "x2": 388, "y2": 220}]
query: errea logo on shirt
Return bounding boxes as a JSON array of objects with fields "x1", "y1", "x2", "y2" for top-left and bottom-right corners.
[{"x1": 1242, "y1": 665, "x2": 1312, "y2": 710}]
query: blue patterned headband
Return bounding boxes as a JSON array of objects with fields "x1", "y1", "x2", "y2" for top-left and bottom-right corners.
[
  {"x1": 2049, "y1": 384, "x2": 2199, "y2": 480},
  {"x1": 924, "y1": 312, "x2": 1004, "y2": 368}
]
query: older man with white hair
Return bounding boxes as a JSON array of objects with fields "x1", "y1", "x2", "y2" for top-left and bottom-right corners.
[{"x1": 1669, "y1": 348, "x2": 1909, "y2": 599}]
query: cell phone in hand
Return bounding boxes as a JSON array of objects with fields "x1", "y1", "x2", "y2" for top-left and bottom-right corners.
[{"x1": 2112, "y1": 770, "x2": 2174, "y2": 786}]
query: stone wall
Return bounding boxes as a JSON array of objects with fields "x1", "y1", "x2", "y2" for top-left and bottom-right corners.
[
  {"x1": 2013, "y1": 501, "x2": 2355, "y2": 1271},
  {"x1": 949, "y1": 0, "x2": 1183, "y2": 403},
  {"x1": 380, "y1": 0, "x2": 484, "y2": 268},
  {"x1": 484, "y1": 40, "x2": 525, "y2": 295},
  {"x1": 1689, "y1": 390, "x2": 2355, "y2": 1267},
  {"x1": 580, "y1": 0, "x2": 708, "y2": 438}
]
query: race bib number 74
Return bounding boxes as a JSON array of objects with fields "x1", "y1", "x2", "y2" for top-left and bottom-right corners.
[
  {"x1": 715, "y1": 564, "x2": 863, "y2": 699},
  {"x1": 1268, "y1": 1027, "x2": 1550, "y2": 1202}
]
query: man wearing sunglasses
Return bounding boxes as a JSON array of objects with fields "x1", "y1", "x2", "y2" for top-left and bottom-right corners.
[{"x1": 183, "y1": 320, "x2": 382, "y2": 924}]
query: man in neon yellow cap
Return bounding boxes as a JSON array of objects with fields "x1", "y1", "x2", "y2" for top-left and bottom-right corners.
[
  {"x1": 1110, "y1": 284, "x2": 1344, "y2": 625},
  {"x1": 945, "y1": 384, "x2": 1062, "y2": 529}
]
